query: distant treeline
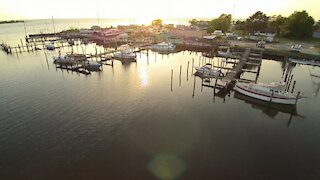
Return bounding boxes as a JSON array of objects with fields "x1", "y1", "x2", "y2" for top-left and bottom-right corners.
[
  {"x1": 190, "y1": 10, "x2": 320, "y2": 39},
  {"x1": 0, "y1": 20, "x2": 24, "y2": 24}
]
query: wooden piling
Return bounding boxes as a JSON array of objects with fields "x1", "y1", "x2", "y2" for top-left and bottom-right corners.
[
  {"x1": 269, "y1": 91, "x2": 274, "y2": 105},
  {"x1": 192, "y1": 76, "x2": 196, "y2": 97},
  {"x1": 295, "y1": 91, "x2": 300, "y2": 105},
  {"x1": 179, "y1": 65, "x2": 182, "y2": 87},
  {"x1": 192, "y1": 58, "x2": 194, "y2": 74},
  {"x1": 187, "y1": 61, "x2": 190, "y2": 81},
  {"x1": 291, "y1": 80, "x2": 296, "y2": 93},
  {"x1": 171, "y1": 69, "x2": 173, "y2": 91}
]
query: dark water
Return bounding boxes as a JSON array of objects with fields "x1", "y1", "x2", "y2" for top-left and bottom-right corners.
[{"x1": 1, "y1": 20, "x2": 320, "y2": 180}]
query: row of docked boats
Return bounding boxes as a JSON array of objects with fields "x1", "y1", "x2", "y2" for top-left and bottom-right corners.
[
  {"x1": 53, "y1": 53, "x2": 101, "y2": 71},
  {"x1": 111, "y1": 42, "x2": 176, "y2": 60}
]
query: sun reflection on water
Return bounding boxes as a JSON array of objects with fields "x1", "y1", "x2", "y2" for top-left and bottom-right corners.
[{"x1": 139, "y1": 66, "x2": 148, "y2": 87}]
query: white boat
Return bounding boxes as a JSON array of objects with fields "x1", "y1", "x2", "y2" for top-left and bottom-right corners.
[
  {"x1": 53, "y1": 55, "x2": 70, "y2": 63},
  {"x1": 194, "y1": 63, "x2": 224, "y2": 77},
  {"x1": 291, "y1": 44, "x2": 301, "y2": 52},
  {"x1": 102, "y1": 28, "x2": 121, "y2": 38},
  {"x1": 150, "y1": 42, "x2": 175, "y2": 51},
  {"x1": 288, "y1": 58, "x2": 320, "y2": 67},
  {"x1": 234, "y1": 81, "x2": 302, "y2": 105},
  {"x1": 45, "y1": 43, "x2": 55, "y2": 50},
  {"x1": 217, "y1": 47, "x2": 237, "y2": 58},
  {"x1": 113, "y1": 44, "x2": 136, "y2": 60},
  {"x1": 85, "y1": 61, "x2": 101, "y2": 71},
  {"x1": 53, "y1": 53, "x2": 87, "y2": 64}
]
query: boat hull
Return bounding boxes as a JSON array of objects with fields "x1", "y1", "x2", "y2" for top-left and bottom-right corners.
[
  {"x1": 113, "y1": 54, "x2": 136, "y2": 60},
  {"x1": 234, "y1": 84, "x2": 297, "y2": 105}
]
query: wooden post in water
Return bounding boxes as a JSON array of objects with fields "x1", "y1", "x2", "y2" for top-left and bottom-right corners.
[
  {"x1": 171, "y1": 69, "x2": 173, "y2": 91},
  {"x1": 20, "y1": 39, "x2": 24, "y2": 50},
  {"x1": 269, "y1": 91, "x2": 274, "y2": 105},
  {"x1": 187, "y1": 61, "x2": 190, "y2": 81},
  {"x1": 192, "y1": 58, "x2": 194, "y2": 74},
  {"x1": 192, "y1": 76, "x2": 196, "y2": 98},
  {"x1": 179, "y1": 65, "x2": 182, "y2": 87},
  {"x1": 295, "y1": 91, "x2": 300, "y2": 105},
  {"x1": 291, "y1": 80, "x2": 296, "y2": 93}
]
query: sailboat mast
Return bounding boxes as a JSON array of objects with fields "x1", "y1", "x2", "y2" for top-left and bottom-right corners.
[{"x1": 52, "y1": 16, "x2": 56, "y2": 34}]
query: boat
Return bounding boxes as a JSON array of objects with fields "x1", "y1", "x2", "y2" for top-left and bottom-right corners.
[
  {"x1": 85, "y1": 61, "x2": 101, "y2": 71},
  {"x1": 217, "y1": 47, "x2": 238, "y2": 58},
  {"x1": 234, "y1": 91, "x2": 298, "y2": 117},
  {"x1": 291, "y1": 44, "x2": 301, "y2": 52},
  {"x1": 102, "y1": 28, "x2": 121, "y2": 38},
  {"x1": 113, "y1": 44, "x2": 136, "y2": 60},
  {"x1": 150, "y1": 42, "x2": 175, "y2": 51},
  {"x1": 53, "y1": 53, "x2": 87, "y2": 64},
  {"x1": 234, "y1": 81, "x2": 302, "y2": 105},
  {"x1": 45, "y1": 43, "x2": 55, "y2": 50},
  {"x1": 194, "y1": 63, "x2": 224, "y2": 77},
  {"x1": 288, "y1": 58, "x2": 320, "y2": 67}
]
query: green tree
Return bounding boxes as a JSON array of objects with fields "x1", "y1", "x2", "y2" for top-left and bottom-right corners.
[
  {"x1": 235, "y1": 20, "x2": 246, "y2": 31},
  {"x1": 282, "y1": 11, "x2": 315, "y2": 38},
  {"x1": 189, "y1": 19, "x2": 198, "y2": 26},
  {"x1": 314, "y1": 20, "x2": 320, "y2": 31},
  {"x1": 268, "y1": 15, "x2": 287, "y2": 35},
  {"x1": 208, "y1": 14, "x2": 232, "y2": 33},
  {"x1": 151, "y1": 19, "x2": 163, "y2": 27},
  {"x1": 245, "y1": 11, "x2": 269, "y2": 34}
]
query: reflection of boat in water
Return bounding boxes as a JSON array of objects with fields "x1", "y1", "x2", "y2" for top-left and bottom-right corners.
[
  {"x1": 234, "y1": 91, "x2": 298, "y2": 118},
  {"x1": 194, "y1": 63, "x2": 224, "y2": 77},
  {"x1": 308, "y1": 67, "x2": 320, "y2": 97},
  {"x1": 288, "y1": 58, "x2": 320, "y2": 67},
  {"x1": 113, "y1": 44, "x2": 136, "y2": 60},
  {"x1": 150, "y1": 42, "x2": 175, "y2": 51},
  {"x1": 234, "y1": 81, "x2": 302, "y2": 105}
]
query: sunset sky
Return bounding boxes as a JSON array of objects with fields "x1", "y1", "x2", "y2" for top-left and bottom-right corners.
[{"x1": 1, "y1": 0, "x2": 319, "y2": 21}]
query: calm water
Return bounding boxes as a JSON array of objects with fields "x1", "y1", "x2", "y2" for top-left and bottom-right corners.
[{"x1": 1, "y1": 19, "x2": 320, "y2": 180}]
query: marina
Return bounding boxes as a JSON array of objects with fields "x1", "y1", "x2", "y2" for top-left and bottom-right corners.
[{"x1": 1, "y1": 18, "x2": 320, "y2": 180}]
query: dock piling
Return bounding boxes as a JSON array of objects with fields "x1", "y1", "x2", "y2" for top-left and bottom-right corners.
[
  {"x1": 171, "y1": 69, "x2": 173, "y2": 91},
  {"x1": 291, "y1": 80, "x2": 296, "y2": 93},
  {"x1": 179, "y1": 65, "x2": 182, "y2": 87},
  {"x1": 187, "y1": 61, "x2": 190, "y2": 81}
]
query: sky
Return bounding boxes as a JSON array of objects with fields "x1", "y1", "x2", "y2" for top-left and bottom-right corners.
[{"x1": 1, "y1": 0, "x2": 319, "y2": 22}]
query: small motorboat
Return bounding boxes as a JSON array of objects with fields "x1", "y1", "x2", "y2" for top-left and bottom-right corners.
[
  {"x1": 194, "y1": 63, "x2": 224, "y2": 77},
  {"x1": 113, "y1": 44, "x2": 136, "y2": 60},
  {"x1": 85, "y1": 61, "x2": 101, "y2": 71},
  {"x1": 150, "y1": 42, "x2": 176, "y2": 51}
]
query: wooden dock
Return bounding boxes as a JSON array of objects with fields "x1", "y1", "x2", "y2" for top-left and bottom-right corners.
[{"x1": 197, "y1": 48, "x2": 263, "y2": 89}]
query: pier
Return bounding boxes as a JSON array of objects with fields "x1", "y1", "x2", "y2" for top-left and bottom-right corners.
[{"x1": 195, "y1": 48, "x2": 263, "y2": 93}]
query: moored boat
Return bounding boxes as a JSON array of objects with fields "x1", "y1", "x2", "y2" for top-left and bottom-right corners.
[
  {"x1": 85, "y1": 61, "x2": 101, "y2": 71},
  {"x1": 194, "y1": 63, "x2": 224, "y2": 77},
  {"x1": 150, "y1": 42, "x2": 175, "y2": 51},
  {"x1": 288, "y1": 58, "x2": 320, "y2": 67},
  {"x1": 234, "y1": 81, "x2": 302, "y2": 105},
  {"x1": 53, "y1": 53, "x2": 87, "y2": 64},
  {"x1": 113, "y1": 44, "x2": 136, "y2": 60}
]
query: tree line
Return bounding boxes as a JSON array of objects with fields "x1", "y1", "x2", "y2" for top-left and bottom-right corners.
[{"x1": 190, "y1": 11, "x2": 320, "y2": 39}]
